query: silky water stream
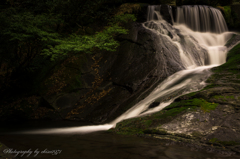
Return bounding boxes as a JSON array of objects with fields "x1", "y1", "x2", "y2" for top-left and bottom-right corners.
[{"x1": 1, "y1": 5, "x2": 239, "y2": 159}]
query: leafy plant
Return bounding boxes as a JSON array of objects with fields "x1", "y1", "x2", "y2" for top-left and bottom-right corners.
[{"x1": 42, "y1": 14, "x2": 136, "y2": 61}]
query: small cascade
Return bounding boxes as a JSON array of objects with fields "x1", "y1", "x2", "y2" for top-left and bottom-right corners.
[
  {"x1": 176, "y1": 5, "x2": 228, "y2": 33},
  {"x1": 147, "y1": 5, "x2": 174, "y2": 24},
  {"x1": 147, "y1": 5, "x2": 162, "y2": 21}
]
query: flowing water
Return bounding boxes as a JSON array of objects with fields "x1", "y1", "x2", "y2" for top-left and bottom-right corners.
[
  {"x1": 176, "y1": 5, "x2": 228, "y2": 33},
  {"x1": 1, "y1": 5, "x2": 238, "y2": 159}
]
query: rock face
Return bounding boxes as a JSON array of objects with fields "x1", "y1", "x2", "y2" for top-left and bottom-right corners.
[
  {"x1": 62, "y1": 21, "x2": 183, "y2": 123},
  {"x1": 160, "y1": 5, "x2": 174, "y2": 25},
  {"x1": 113, "y1": 36, "x2": 240, "y2": 156},
  {"x1": 7, "y1": 20, "x2": 184, "y2": 123},
  {"x1": 0, "y1": 4, "x2": 185, "y2": 123}
]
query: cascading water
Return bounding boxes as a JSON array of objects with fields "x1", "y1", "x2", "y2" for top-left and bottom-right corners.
[
  {"x1": 176, "y1": 5, "x2": 228, "y2": 33},
  {"x1": 20, "y1": 5, "x2": 234, "y2": 134},
  {"x1": 147, "y1": 5, "x2": 163, "y2": 21}
]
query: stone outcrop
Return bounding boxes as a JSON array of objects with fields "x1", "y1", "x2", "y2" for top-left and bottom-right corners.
[
  {"x1": 50, "y1": 21, "x2": 184, "y2": 123},
  {"x1": 112, "y1": 35, "x2": 240, "y2": 156}
]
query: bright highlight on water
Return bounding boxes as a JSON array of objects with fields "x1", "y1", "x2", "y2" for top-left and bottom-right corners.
[{"x1": 21, "y1": 5, "x2": 235, "y2": 134}]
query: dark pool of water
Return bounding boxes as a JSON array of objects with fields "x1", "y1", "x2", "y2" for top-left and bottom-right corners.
[{"x1": 0, "y1": 121, "x2": 239, "y2": 159}]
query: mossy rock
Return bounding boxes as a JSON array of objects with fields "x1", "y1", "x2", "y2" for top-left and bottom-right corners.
[{"x1": 209, "y1": 138, "x2": 240, "y2": 146}]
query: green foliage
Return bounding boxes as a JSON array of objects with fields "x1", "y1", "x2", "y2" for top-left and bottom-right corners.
[
  {"x1": 221, "y1": 6, "x2": 240, "y2": 29},
  {"x1": 0, "y1": 0, "x2": 137, "y2": 98},
  {"x1": 0, "y1": 0, "x2": 136, "y2": 63},
  {"x1": 42, "y1": 14, "x2": 136, "y2": 61},
  {"x1": 223, "y1": 6, "x2": 232, "y2": 25},
  {"x1": 112, "y1": 14, "x2": 137, "y2": 24},
  {"x1": 0, "y1": 11, "x2": 61, "y2": 42}
]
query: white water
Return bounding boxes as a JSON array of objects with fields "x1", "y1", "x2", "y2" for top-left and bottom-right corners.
[
  {"x1": 175, "y1": 25, "x2": 232, "y2": 65},
  {"x1": 147, "y1": 5, "x2": 162, "y2": 21},
  {"x1": 176, "y1": 5, "x2": 228, "y2": 33},
  {"x1": 21, "y1": 6, "x2": 235, "y2": 134}
]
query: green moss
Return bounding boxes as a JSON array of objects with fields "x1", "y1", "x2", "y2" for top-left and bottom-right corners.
[
  {"x1": 191, "y1": 131, "x2": 202, "y2": 138},
  {"x1": 114, "y1": 98, "x2": 218, "y2": 136},
  {"x1": 219, "y1": 141, "x2": 239, "y2": 146},
  {"x1": 202, "y1": 84, "x2": 218, "y2": 90},
  {"x1": 226, "y1": 96, "x2": 234, "y2": 99},
  {"x1": 184, "y1": 92, "x2": 198, "y2": 98},
  {"x1": 223, "y1": 6, "x2": 232, "y2": 24},
  {"x1": 209, "y1": 138, "x2": 218, "y2": 143},
  {"x1": 144, "y1": 120, "x2": 153, "y2": 126},
  {"x1": 213, "y1": 95, "x2": 235, "y2": 101},
  {"x1": 200, "y1": 103, "x2": 218, "y2": 112},
  {"x1": 162, "y1": 98, "x2": 217, "y2": 115},
  {"x1": 209, "y1": 138, "x2": 239, "y2": 146},
  {"x1": 116, "y1": 118, "x2": 137, "y2": 128},
  {"x1": 222, "y1": 6, "x2": 240, "y2": 28},
  {"x1": 156, "y1": 107, "x2": 189, "y2": 118},
  {"x1": 165, "y1": 98, "x2": 218, "y2": 112},
  {"x1": 115, "y1": 127, "x2": 144, "y2": 135},
  {"x1": 213, "y1": 95, "x2": 224, "y2": 99}
]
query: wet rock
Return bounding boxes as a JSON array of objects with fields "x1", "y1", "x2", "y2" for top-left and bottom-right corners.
[
  {"x1": 160, "y1": 5, "x2": 174, "y2": 25},
  {"x1": 148, "y1": 102, "x2": 160, "y2": 108},
  {"x1": 113, "y1": 42, "x2": 240, "y2": 156}
]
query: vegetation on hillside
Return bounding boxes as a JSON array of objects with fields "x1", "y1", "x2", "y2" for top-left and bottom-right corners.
[{"x1": 0, "y1": 0, "x2": 137, "y2": 99}]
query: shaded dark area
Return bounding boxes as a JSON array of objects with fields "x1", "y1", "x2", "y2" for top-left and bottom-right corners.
[{"x1": 0, "y1": 128, "x2": 234, "y2": 159}]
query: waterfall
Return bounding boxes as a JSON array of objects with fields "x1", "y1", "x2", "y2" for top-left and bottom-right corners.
[
  {"x1": 176, "y1": 5, "x2": 228, "y2": 33},
  {"x1": 111, "y1": 5, "x2": 232, "y2": 123},
  {"x1": 145, "y1": 5, "x2": 232, "y2": 66},
  {"x1": 147, "y1": 5, "x2": 162, "y2": 21},
  {"x1": 19, "y1": 5, "x2": 234, "y2": 134},
  {"x1": 147, "y1": 5, "x2": 174, "y2": 24}
]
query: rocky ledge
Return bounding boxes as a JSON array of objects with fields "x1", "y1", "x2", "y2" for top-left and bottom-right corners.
[{"x1": 110, "y1": 35, "x2": 240, "y2": 157}]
